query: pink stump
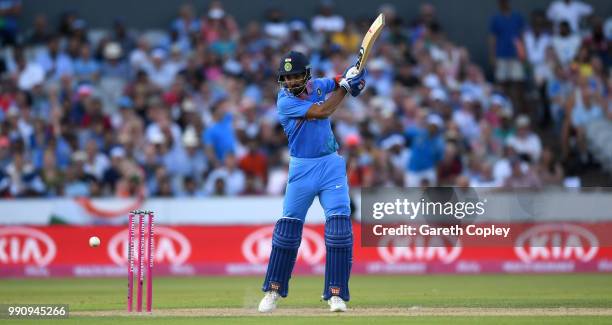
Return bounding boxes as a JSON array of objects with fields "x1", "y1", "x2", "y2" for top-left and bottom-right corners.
[
  {"x1": 137, "y1": 213, "x2": 145, "y2": 312},
  {"x1": 127, "y1": 213, "x2": 135, "y2": 312},
  {"x1": 146, "y1": 212, "x2": 154, "y2": 312}
]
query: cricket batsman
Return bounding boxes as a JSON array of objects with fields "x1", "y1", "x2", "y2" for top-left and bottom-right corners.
[{"x1": 258, "y1": 51, "x2": 366, "y2": 313}]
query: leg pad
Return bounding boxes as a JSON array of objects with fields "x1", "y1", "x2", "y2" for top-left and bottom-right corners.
[
  {"x1": 262, "y1": 218, "x2": 303, "y2": 297},
  {"x1": 323, "y1": 215, "x2": 352, "y2": 301}
]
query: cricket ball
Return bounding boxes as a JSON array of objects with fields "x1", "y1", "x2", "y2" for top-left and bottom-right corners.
[{"x1": 89, "y1": 236, "x2": 101, "y2": 248}]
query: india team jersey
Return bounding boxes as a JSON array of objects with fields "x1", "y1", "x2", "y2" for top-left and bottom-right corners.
[{"x1": 277, "y1": 78, "x2": 338, "y2": 158}]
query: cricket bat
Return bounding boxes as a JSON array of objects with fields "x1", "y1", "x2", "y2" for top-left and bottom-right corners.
[{"x1": 355, "y1": 13, "x2": 385, "y2": 73}]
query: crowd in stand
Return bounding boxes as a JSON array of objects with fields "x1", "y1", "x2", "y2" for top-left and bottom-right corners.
[{"x1": 0, "y1": 0, "x2": 610, "y2": 198}]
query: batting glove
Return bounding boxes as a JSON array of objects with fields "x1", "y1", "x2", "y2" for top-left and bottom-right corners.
[{"x1": 338, "y1": 67, "x2": 367, "y2": 97}]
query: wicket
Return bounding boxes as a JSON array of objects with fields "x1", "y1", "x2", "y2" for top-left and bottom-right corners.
[{"x1": 127, "y1": 210, "x2": 154, "y2": 313}]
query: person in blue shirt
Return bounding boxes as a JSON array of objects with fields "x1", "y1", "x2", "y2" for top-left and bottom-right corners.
[
  {"x1": 489, "y1": 0, "x2": 526, "y2": 113},
  {"x1": 404, "y1": 114, "x2": 445, "y2": 187},
  {"x1": 202, "y1": 99, "x2": 236, "y2": 167},
  {"x1": 258, "y1": 51, "x2": 366, "y2": 313},
  {"x1": 489, "y1": 0, "x2": 525, "y2": 77}
]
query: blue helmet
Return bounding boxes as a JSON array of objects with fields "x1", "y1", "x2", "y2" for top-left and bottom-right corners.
[{"x1": 277, "y1": 51, "x2": 311, "y2": 95}]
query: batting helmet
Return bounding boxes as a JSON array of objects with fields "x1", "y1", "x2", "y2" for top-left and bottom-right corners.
[{"x1": 277, "y1": 51, "x2": 311, "y2": 95}]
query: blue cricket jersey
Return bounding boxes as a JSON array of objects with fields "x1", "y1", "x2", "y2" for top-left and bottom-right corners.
[{"x1": 277, "y1": 78, "x2": 339, "y2": 158}]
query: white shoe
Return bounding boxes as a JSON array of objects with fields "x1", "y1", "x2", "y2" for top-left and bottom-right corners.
[
  {"x1": 258, "y1": 291, "x2": 280, "y2": 312},
  {"x1": 328, "y1": 296, "x2": 347, "y2": 312}
]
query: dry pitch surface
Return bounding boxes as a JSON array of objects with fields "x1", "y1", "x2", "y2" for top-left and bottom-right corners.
[{"x1": 73, "y1": 307, "x2": 612, "y2": 317}]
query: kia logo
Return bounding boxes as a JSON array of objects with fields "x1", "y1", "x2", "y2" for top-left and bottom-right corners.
[
  {"x1": 0, "y1": 227, "x2": 56, "y2": 266},
  {"x1": 242, "y1": 226, "x2": 325, "y2": 265},
  {"x1": 108, "y1": 227, "x2": 191, "y2": 266},
  {"x1": 514, "y1": 224, "x2": 598, "y2": 263},
  {"x1": 377, "y1": 235, "x2": 461, "y2": 264}
]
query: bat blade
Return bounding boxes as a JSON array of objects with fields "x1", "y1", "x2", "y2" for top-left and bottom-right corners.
[{"x1": 356, "y1": 13, "x2": 385, "y2": 73}]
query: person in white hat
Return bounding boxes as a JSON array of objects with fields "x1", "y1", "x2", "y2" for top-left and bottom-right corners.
[
  {"x1": 365, "y1": 58, "x2": 392, "y2": 97},
  {"x1": 144, "y1": 48, "x2": 176, "y2": 89},
  {"x1": 506, "y1": 115, "x2": 542, "y2": 163},
  {"x1": 100, "y1": 42, "x2": 129, "y2": 79}
]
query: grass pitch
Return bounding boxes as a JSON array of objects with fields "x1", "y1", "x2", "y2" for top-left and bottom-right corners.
[{"x1": 1, "y1": 274, "x2": 611, "y2": 324}]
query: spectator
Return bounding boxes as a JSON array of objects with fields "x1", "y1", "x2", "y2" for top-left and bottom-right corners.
[
  {"x1": 57, "y1": 10, "x2": 78, "y2": 38},
  {"x1": 4, "y1": 151, "x2": 45, "y2": 197},
  {"x1": 172, "y1": 3, "x2": 200, "y2": 43},
  {"x1": 211, "y1": 177, "x2": 226, "y2": 196},
  {"x1": 266, "y1": 150, "x2": 289, "y2": 195},
  {"x1": 171, "y1": 127, "x2": 208, "y2": 187},
  {"x1": 263, "y1": 8, "x2": 289, "y2": 43},
  {"x1": 583, "y1": 17, "x2": 610, "y2": 68},
  {"x1": 167, "y1": 45, "x2": 186, "y2": 75},
  {"x1": 0, "y1": 137, "x2": 12, "y2": 170},
  {"x1": 489, "y1": 0, "x2": 526, "y2": 113},
  {"x1": 10, "y1": 48, "x2": 45, "y2": 91},
  {"x1": 437, "y1": 143, "x2": 462, "y2": 186},
  {"x1": 39, "y1": 148, "x2": 64, "y2": 196},
  {"x1": 180, "y1": 176, "x2": 204, "y2": 197},
  {"x1": 503, "y1": 157, "x2": 542, "y2": 189},
  {"x1": 111, "y1": 18, "x2": 137, "y2": 55},
  {"x1": 345, "y1": 135, "x2": 375, "y2": 187},
  {"x1": 471, "y1": 121, "x2": 503, "y2": 160},
  {"x1": 606, "y1": 17, "x2": 612, "y2": 40},
  {"x1": 83, "y1": 139, "x2": 110, "y2": 181},
  {"x1": 546, "y1": 0, "x2": 592, "y2": 33},
  {"x1": 331, "y1": 21, "x2": 360, "y2": 53},
  {"x1": 73, "y1": 44, "x2": 100, "y2": 83},
  {"x1": 204, "y1": 154, "x2": 245, "y2": 196},
  {"x1": 24, "y1": 13, "x2": 51, "y2": 46},
  {"x1": 102, "y1": 146, "x2": 125, "y2": 194},
  {"x1": 536, "y1": 147, "x2": 564, "y2": 186},
  {"x1": 239, "y1": 139, "x2": 268, "y2": 186},
  {"x1": 507, "y1": 115, "x2": 542, "y2": 163},
  {"x1": 114, "y1": 158, "x2": 145, "y2": 198},
  {"x1": 0, "y1": 0, "x2": 20, "y2": 46},
  {"x1": 155, "y1": 176, "x2": 174, "y2": 197},
  {"x1": 200, "y1": 1, "x2": 239, "y2": 44},
  {"x1": 100, "y1": 42, "x2": 129, "y2": 79},
  {"x1": 63, "y1": 151, "x2": 92, "y2": 197},
  {"x1": 410, "y1": 3, "x2": 439, "y2": 44},
  {"x1": 381, "y1": 134, "x2": 408, "y2": 186},
  {"x1": 564, "y1": 77, "x2": 603, "y2": 161},
  {"x1": 547, "y1": 64, "x2": 572, "y2": 132},
  {"x1": 147, "y1": 165, "x2": 168, "y2": 196},
  {"x1": 469, "y1": 161, "x2": 502, "y2": 187},
  {"x1": 311, "y1": 0, "x2": 345, "y2": 33},
  {"x1": 128, "y1": 37, "x2": 151, "y2": 73},
  {"x1": 203, "y1": 99, "x2": 236, "y2": 168},
  {"x1": 493, "y1": 145, "x2": 519, "y2": 184},
  {"x1": 453, "y1": 94, "x2": 481, "y2": 141},
  {"x1": 551, "y1": 21, "x2": 582, "y2": 65},
  {"x1": 210, "y1": 27, "x2": 237, "y2": 58},
  {"x1": 243, "y1": 173, "x2": 265, "y2": 195},
  {"x1": 404, "y1": 115, "x2": 445, "y2": 187},
  {"x1": 524, "y1": 10, "x2": 553, "y2": 124},
  {"x1": 35, "y1": 35, "x2": 74, "y2": 80},
  {"x1": 365, "y1": 58, "x2": 393, "y2": 97},
  {"x1": 144, "y1": 49, "x2": 176, "y2": 89}
]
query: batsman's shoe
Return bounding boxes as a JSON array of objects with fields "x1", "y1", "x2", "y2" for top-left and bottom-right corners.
[
  {"x1": 328, "y1": 296, "x2": 347, "y2": 312},
  {"x1": 258, "y1": 291, "x2": 280, "y2": 313}
]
